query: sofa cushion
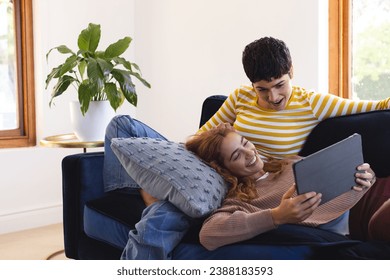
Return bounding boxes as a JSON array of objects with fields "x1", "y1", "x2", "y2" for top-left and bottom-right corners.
[
  {"x1": 299, "y1": 109, "x2": 390, "y2": 178},
  {"x1": 84, "y1": 191, "x2": 145, "y2": 249},
  {"x1": 110, "y1": 137, "x2": 228, "y2": 218},
  {"x1": 83, "y1": 193, "x2": 358, "y2": 260},
  {"x1": 173, "y1": 242, "x2": 316, "y2": 260},
  {"x1": 83, "y1": 191, "x2": 205, "y2": 251}
]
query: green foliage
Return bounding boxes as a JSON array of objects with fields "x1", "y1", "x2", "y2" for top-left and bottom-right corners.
[
  {"x1": 45, "y1": 23, "x2": 150, "y2": 115},
  {"x1": 352, "y1": 0, "x2": 390, "y2": 100},
  {"x1": 353, "y1": 22, "x2": 390, "y2": 82},
  {"x1": 353, "y1": 21, "x2": 390, "y2": 100},
  {"x1": 354, "y1": 73, "x2": 390, "y2": 100}
]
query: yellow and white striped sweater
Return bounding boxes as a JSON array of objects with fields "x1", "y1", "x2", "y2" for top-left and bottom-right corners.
[{"x1": 199, "y1": 85, "x2": 390, "y2": 159}]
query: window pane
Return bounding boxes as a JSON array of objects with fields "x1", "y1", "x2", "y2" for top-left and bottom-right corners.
[
  {"x1": 352, "y1": 0, "x2": 390, "y2": 100},
  {"x1": 0, "y1": 0, "x2": 18, "y2": 130}
]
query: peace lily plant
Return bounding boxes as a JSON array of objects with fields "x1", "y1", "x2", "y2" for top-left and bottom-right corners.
[{"x1": 45, "y1": 23, "x2": 150, "y2": 115}]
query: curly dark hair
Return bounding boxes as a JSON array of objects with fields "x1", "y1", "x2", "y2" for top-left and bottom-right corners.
[{"x1": 242, "y1": 37, "x2": 292, "y2": 83}]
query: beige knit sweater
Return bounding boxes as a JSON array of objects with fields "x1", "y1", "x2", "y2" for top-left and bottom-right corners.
[{"x1": 199, "y1": 157, "x2": 368, "y2": 250}]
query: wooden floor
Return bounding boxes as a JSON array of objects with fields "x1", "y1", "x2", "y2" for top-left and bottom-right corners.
[{"x1": 0, "y1": 223, "x2": 68, "y2": 260}]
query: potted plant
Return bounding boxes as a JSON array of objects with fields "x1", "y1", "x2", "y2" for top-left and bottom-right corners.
[{"x1": 45, "y1": 23, "x2": 150, "y2": 141}]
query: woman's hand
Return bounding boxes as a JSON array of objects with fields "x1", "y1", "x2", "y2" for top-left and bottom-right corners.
[
  {"x1": 354, "y1": 163, "x2": 376, "y2": 191},
  {"x1": 271, "y1": 185, "x2": 322, "y2": 226}
]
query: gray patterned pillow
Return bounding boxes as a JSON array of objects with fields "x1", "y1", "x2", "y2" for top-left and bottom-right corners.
[{"x1": 111, "y1": 137, "x2": 227, "y2": 217}]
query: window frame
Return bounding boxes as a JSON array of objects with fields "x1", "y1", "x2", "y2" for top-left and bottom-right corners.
[
  {"x1": 329, "y1": 0, "x2": 351, "y2": 98},
  {"x1": 0, "y1": 0, "x2": 36, "y2": 148},
  {"x1": 0, "y1": 0, "x2": 357, "y2": 148}
]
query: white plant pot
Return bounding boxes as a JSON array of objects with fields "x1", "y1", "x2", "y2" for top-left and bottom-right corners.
[{"x1": 70, "y1": 100, "x2": 116, "y2": 142}]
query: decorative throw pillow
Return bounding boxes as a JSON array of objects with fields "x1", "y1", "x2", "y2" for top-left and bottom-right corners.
[{"x1": 110, "y1": 137, "x2": 228, "y2": 218}]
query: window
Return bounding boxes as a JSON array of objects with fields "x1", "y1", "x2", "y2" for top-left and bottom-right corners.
[
  {"x1": 329, "y1": 0, "x2": 390, "y2": 100},
  {"x1": 0, "y1": 0, "x2": 35, "y2": 148},
  {"x1": 351, "y1": 0, "x2": 390, "y2": 100},
  {"x1": 329, "y1": 0, "x2": 350, "y2": 98}
]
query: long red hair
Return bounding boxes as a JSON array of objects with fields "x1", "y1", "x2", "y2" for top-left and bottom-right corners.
[{"x1": 185, "y1": 125, "x2": 284, "y2": 201}]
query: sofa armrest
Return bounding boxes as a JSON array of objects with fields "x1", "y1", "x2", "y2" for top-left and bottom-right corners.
[
  {"x1": 199, "y1": 95, "x2": 227, "y2": 128},
  {"x1": 62, "y1": 152, "x2": 105, "y2": 259},
  {"x1": 299, "y1": 109, "x2": 390, "y2": 178}
]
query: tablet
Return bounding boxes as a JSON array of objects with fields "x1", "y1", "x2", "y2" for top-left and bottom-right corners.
[{"x1": 293, "y1": 133, "x2": 364, "y2": 204}]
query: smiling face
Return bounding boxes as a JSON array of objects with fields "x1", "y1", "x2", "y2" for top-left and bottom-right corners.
[
  {"x1": 220, "y1": 131, "x2": 265, "y2": 179},
  {"x1": 253, "y1": 74, "x2": 293, "y2": 111}
]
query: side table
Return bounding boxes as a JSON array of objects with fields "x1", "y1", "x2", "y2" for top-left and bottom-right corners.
[
  {"x1": 40, "y1": 133, "x2": 104, "y2": 259},
  {"x1": 40, "y1": 133, "x2": 104, "y2": 153}
]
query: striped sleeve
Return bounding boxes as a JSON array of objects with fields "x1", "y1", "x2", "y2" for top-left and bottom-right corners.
[
  {"x1": 375, "y1": 98, "x2": 390, "y2": 109},
  {"x1": 309, "y1": 93, "x2": 390, "y2": 120},
  {"x1": 196, "y1": 86, "x2": 390, "y2": 159},
  {"x1": 198, "y1": 89, "x2": 240, "y2": 132}
]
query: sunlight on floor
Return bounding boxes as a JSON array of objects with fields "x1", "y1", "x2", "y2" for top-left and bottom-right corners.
[{"x1": 0, "y1": 223, "x2": 67, "y2": 260}]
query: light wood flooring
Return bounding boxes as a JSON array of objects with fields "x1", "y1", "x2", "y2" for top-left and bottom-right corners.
[{"x1": 0, "y1": 223, "x2": 68, "y2": 260}]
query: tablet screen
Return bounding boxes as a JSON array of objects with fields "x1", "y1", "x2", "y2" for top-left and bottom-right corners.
[{"x1": 293, "y1": 133, "x2": 364, "y2": 204}]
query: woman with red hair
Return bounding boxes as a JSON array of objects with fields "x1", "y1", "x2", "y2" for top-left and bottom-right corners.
[{"x1": 186, "y1": 124, "x2": 377, "y2": 251}]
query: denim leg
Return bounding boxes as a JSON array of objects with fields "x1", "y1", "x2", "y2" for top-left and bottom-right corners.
[
  {"x1": 121, "y1": 201, "x2": 190, "y2": 260},
  {"x1": 103, "y1": 115, "x2": 167, "y2": 192},
  {"x1": 104, "y1": 115, "x2": 183, "y2": 260}
]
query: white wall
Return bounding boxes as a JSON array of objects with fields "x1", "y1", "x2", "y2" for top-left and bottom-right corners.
[
  {"x1": 134, "y1": 0, "x2": 329, "y2": 142},
  {"x1": 0, "y1": 0, "x2": 136, "y2": 234},
  {"x1": 0, "y1": 0, "x2": 328, "y2": 234}
]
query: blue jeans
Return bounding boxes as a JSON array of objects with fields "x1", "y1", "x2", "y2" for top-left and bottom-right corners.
[
  {"x1": 104, "y1": 115, "x2": 190, "y2": 259},
  {"x1": 120, "y1": 201, "x2": 190, "y2": 260}
]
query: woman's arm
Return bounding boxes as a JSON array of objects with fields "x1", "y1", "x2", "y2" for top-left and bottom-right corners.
[
  {"x1": 199, "y1": 205, "x2": 276, "y2": 251},
  {"x1": 200, "y1": 184, "x2": 322, "y2": 250}
]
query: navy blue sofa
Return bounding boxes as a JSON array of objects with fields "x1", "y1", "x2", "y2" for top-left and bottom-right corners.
[{"x1": 62, "y1": 95, "x2": 390, "y2": 259}]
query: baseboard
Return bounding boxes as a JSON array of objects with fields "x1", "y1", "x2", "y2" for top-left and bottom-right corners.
[{"x1": 0, "y1": 204, "x2": 62, "y2": 235}]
